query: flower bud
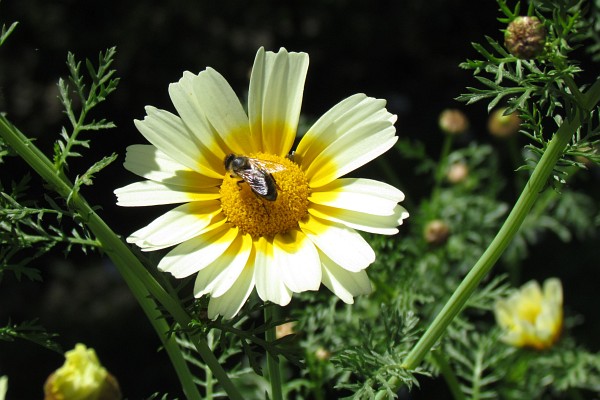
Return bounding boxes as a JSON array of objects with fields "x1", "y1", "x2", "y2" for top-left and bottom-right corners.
[
  {"x1": 488, "y1": 107, "x2": 521, "y2": 138},
  {"x1": 504, "y1": 16, "x2": 546, "y2": 59},
  {"x1": 275, "y1": 321, "x2": 296, "y2": 339},
  {"x1": 494, "y1": 278, "x2": 563, "y2": 350},
  {"x1": 44, "y1": 343, "x2": 121, "y2": 400},
  {"x1": 315, "y1": 347, "x2": 331, "y2": 361},
  {"x1": 438, "y1": 109, "x2": 469, "y2": 136},
  {"x1": 423, "y1": 219, "x2": 450, "y2": 246},
  {"x1": 446, "y1": 162, "x2": 469, "y2": 184}
]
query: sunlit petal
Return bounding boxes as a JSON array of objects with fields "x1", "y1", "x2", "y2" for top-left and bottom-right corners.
[
  {"x1": 126, "y1": 201, "x2": 222, "y2": 251},
  {"x1": 273, "y1": 230, "x2": 321, "y2": 293},
  {"x1": 158, "y1": 224, "x2": 239, "y2": 279},
  {"x1": 254, "y1": 236, "x2": 292, "y2": 306},
  {"x1": 299, "y1": 214, "x2": 375, "y2": 272}
]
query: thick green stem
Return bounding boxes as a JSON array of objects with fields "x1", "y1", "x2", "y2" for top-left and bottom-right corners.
[
  {"x1": 265, "y1": 306, "x2": 284, "y2": 400},
  {"x1": 0, "y1": 115, "x2": 244, "y2": 400},
  {"x1": 402, "y1": 113, "x2": 579, "y2": 370},
  {"x1": 431, "y1": 350, "x2": 465, "y2": 400}
]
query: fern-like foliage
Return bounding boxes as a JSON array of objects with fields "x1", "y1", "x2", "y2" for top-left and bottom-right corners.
[
  {"x1": 0, "y1": 175, "x2": 99, "y2": 282},
  {"x1": 0, "y1": 319, "x2": 61, "y2": 353},
  {"x1": 53, "y1": 47, "x2": 119, "y2": 174}
]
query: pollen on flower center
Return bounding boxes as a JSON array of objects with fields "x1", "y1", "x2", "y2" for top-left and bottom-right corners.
[{"x1": 220, "y1": 152, "x2": 310, "y2": 238}]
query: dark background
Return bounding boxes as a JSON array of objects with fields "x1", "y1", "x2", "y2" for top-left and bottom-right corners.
[{"x1": 3, "y1": 1, "x2": 596, "y2": 399}]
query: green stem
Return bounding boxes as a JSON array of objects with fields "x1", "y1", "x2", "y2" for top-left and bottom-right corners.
[
  {"x1": 0, "y1": 115, "x2": 244, "y2": 400},
  {"x1": 373, "y1": 112, "x2": 582, "y2": 400},
  {"x1": 402, "y1": 113, "x2": 579, "y2": 370},
  {"x1": 265, "y1": 305, "x2": 284, "y2": 400},
  {"x1": 431, "y1": 134, "x2": 454, "y2": 212},
  {"x1": 431, "y1": 350, "x2": 465, "y2": 400}
]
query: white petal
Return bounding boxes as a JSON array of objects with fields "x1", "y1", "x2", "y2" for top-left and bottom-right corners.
[
  {"x1": 126, "y1": 201, "x2": 222, "y2": 251},
  {"x1": 124, "y1": 144, "x2": 221, "y2": 188},
  {"x1": 308, "y1": 203, "x2": 408, "y2": 235},
  {"x1": 297, "y1": 95, "x2": 393, "y2": 165},
  {"x1": 320, "y1": 250, "x2": 372, "y2": 304},
  {"x1": 295, "y1": 93, "x2": 368, "y2": 167},
  {"x1": 168, "y1": 72, "x2": 237, "y2": 171},
  {"x1": 114, "y1": 180, "x2": 220, "y2": 206},
  {"x1": 305, "y1": 125, "x2": 397, "y2": 188},
  {"x1": 273, "y1": 230, "x2": 321, "y2": 293},
  {"x1": 193, "y1": 68, "x2": 255, "y2": 154},
  {"x1": 158, "y1": 224, "x2": 239, "y2": 278},
  {"x1": 299, "y1": 214, "x2": 375, "y2": 273},
  {"x1": 309, "y1": 178, "x2": 405, "y2": 216},
  {"x1": 254, "y1": 236, "x2": 292, "y2": 306},
  {"x1": 134, "y1": 107, "x2": 222, "y2": 179},
  {"x1": 248, "y1": 47, "x2": 309, "y2": 155},
  {"x1": 193, "y1": 233, "x2": 253, "y2": 297},
  {"x1": 207, "y1": 264, "x2": 255, "y2": 320}
]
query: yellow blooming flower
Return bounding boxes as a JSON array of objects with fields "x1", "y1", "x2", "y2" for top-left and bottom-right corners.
[
  {"x1": 44, "y1": 343, "x2": 121, "y2": 400},
  {"x1": 494, "y1": 278, "x2": 563, "y2": 350},
  {"x1": 115, "y1": 47, "x2": 408, "y2": 319}
]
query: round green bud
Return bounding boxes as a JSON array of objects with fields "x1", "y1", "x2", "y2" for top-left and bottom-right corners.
[{"x1": 504, "y1": 16, "x2": 546, "y2": 59}]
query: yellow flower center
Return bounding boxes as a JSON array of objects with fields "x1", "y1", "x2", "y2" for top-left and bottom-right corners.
[{"x1": 220, "y1": 152, "x2": 310, "y2": 238}]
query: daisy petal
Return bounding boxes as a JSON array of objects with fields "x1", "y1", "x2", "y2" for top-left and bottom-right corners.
[
  {"x1": 309, "y1": 203, "x2": 408, "y2": 235},
  {"x1": 168, "y1": 72, "x2": 235, "y2": 171},
  {"x1": 134, "y1": 107, "x2": 223, "y2": 178},
  {"x1": 254, "y1": 236, "x2": 292, "y2": 306},
  {"x1": 297, "y1": 95, "x2": 394, "y2": 164},
  {"x1": 248, "y1": 47, "x2": 309, "y2": 155},
  {"x1": 193, "y1": 68, "x2": 255, "y2": 154},
  {"x1": 208, "y1": 264, "x2": 255, "y2": 320},
  {"x1": 114, "y1": 180, "x2": 220, "y2": 206},
  {"x1": 158, "y1": 224, "x2": 239, "y2": 278},
  {"x1": 194, "y1": 233, "x2": 253, "y2": 297},
  {"x1": 320, "y1": 250, "x2": 372, "y2": 304},
  {"x1": 299, "y1": 214, "x2": 375, "y2": 273},
  {"x1": 273, "y1": 230, "x2": 321, "y2": 293},
  {"x1": 126, "y1": 201, "x2": 222, "y2": 251},
  {"x1": 295, "y1": 93, "x2": 367, "y2": 167},
  {"x1": 305, "y1": 123, "x2": 397, "y2": 188},
  {"x1": 309, "y1": 178, "x2": 405, "y2": 216},
  {"x1": 124, "y1": 144, "x2": 221, "y2": 188}
]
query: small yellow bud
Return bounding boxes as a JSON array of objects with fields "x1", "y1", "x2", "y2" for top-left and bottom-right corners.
[
  {"x1": 423, "y1": 220, "x2": 450, "y2": 246},
  {"x1": 494, "y1": 278, "x2": 563, "y2": 350},
  {"x1": 446, "y1": 162, "x2": 469, "y2": 184},
  {"x1": 488, "y1": 107, "x2": 521, "y2": 138},
  {"x1": 44, "y1": 343, "x2": 121, "y2": 400},
  {"x1": 439, "y1": 109, "x2": 469, "y2": 136},
  {"x1": 504, "y1": 16, "x2": 546, "y2": 59},
  {"x1": 315, "y1": 347, "x2": 331, "y2": 361},
  {"x1": 275, "y1": 321, "x2": 296, "y2": 339}
]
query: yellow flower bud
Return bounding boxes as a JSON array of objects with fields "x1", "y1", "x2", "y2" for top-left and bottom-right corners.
[
  {"x1": 315, "y1": 347, "x2": 331, "y2": 361},
  {"x1": 446, "y1": 161, "x2": 469, "y2": 184},
  {"x1": 275, "y1": 321, "x2": 296, "y2": 339},
  {"x1": 44, "y1": 343, "x2": 121, "y2": 400},
  {"x1": 438, "y1": 109, "x2": 469, "y2": 136},
  {"x1": 423, "y1": 219, "x2": 451, "y2": 246},
  {"x1": 494, "y1": 278, "x2": 563, "y2": 350},
  {"x1": 488, "y1": 107, "x2": 521, "y2": 138}
]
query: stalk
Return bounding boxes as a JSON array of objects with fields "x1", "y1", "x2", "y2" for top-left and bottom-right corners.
[{"x1": 0, "y1": 115, "x2": 244, "y2": 400}]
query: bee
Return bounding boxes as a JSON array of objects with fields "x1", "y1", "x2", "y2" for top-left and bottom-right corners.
[{"x1": 224, "y1": 154, "x2": 286, "y2": 201}]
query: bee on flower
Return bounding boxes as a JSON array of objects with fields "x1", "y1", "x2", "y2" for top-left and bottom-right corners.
[
  {"x1": 115, "y1": 47, "x2": 408, "y2": 319},
  {"x1": 494, "y1": 278, "x2": 563, "y2": 350}
]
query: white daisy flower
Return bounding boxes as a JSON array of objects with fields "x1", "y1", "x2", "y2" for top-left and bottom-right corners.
[{"x1": 115, "y1": 47, "x2": 408, "y2": 319}]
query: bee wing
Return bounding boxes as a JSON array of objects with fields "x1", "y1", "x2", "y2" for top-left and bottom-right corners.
[
  {"x1": 250, "y1": 159, "x2": 287, "y2": 173},
  {"x1": 236, "y1": 169, "x2": 271, "y2": 196}
]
